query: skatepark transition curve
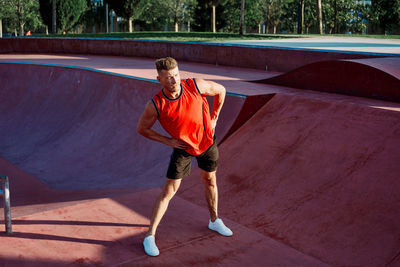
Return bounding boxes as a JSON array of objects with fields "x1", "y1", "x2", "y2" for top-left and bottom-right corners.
[
  {"x1": 1, "y1": 61, "x2": 400, "y2": 266},
  {"x1": 0, "y1": 62, "x2": 269, "y2": 191},
  {"x1": 254, "y1": 57, "x2": 400, "y2": 103}
]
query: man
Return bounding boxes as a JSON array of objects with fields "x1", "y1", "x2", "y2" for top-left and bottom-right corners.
[{"x1": 137, "y1": 57, "x2": 233, "y2": 257}]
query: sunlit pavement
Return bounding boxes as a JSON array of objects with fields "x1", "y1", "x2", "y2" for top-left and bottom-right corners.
[{"x1": 207, "y1": 36, "x2": 400, "y2": 55}]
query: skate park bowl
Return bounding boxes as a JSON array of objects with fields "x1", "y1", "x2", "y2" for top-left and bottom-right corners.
[{"x1": 0, "y1": 37, "x2": 400, "y2": 266}]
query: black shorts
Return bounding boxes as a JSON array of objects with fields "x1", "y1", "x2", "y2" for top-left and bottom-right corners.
[{"x1": 166, "y1": 138, "x2": 219, "y2": 180}]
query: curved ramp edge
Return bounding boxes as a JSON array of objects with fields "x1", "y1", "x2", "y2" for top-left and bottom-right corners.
[{"x1": 253, "y1": 57, "x2": 400, "y2": 102}]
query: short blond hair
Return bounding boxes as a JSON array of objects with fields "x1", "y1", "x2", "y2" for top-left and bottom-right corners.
[{"x1": 155, "y1": 57, "x2": 178, "y2": 73}]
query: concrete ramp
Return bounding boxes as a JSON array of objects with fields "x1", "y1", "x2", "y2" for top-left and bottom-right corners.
[
  {"x1": 1, "y1": 63, "x2": 167, "y2": 190},
  {"x1": 178, "y1": 93, "x2": 400, "y2": 267},
  {"x1": 0, "y1": 62, "x2": 264, "y2": 190},
  {"x1": 1, "y1": 60, "x2": 400, "y2": 266},
  {"x1": 255, "y1": 57, "x2": 400, "y2": 102}
]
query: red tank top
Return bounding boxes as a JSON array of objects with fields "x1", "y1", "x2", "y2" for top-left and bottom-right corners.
[{"x1": 152, "y1": 78, "x2": 214, "y2": 156}]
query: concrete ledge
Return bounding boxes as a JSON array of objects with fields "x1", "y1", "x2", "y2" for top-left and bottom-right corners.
[{"x1": 0, "y1": 37, "x2": 385, "y2": 72}]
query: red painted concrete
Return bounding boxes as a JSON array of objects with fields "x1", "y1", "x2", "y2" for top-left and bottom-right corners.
[
  {"x1": 257, "y1": 57, "x2": 400, "y2": 102},
  {"x1": 0, "y1": 187, "x2": 328, "y2": 266},
  {"x1": 178, "y1": 93, "x2": 400, "y2": 267},
  {"x1": 0, "y1": 62, "x2": 255, "y2": 190},
  {"x1": 0, "y1": 53, "x2": 280, "y2": 95},
  {"x1": 0, "y1": 63, "x2": 167, "y2": 190},
  {"x1": 0, "y1": 56, "x2": 400, "y2": 266},
  {"x1": 219, "y1": 94, "x2": 274, "y2": 144},
  {"x1": 0, "y1": 37, "x2": 385, "y2": 71}
]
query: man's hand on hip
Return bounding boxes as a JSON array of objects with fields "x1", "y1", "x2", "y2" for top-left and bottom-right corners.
[{"x1": 168, "y1": 139, "x2": 190, "y2": 150}]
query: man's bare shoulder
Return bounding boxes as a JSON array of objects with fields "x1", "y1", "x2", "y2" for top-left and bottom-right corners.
[
  {"x1": 194, "y1": 78, "x2": 208, "y2": 88},
  {"x1": 194, "y1": 78, "x2": 225, "y2": 96},
  {"x1": 145, "y1": 100, "x2": 158, "y2": 114}
]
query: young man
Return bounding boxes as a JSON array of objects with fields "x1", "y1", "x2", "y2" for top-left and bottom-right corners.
[{"x1": 137, "y1": 57, "x2": 233, "y2": 257}]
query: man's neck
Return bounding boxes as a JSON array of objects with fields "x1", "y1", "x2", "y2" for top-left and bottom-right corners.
[{"x1": 163, "y1": 88, "x2": 181, "y2": 99}]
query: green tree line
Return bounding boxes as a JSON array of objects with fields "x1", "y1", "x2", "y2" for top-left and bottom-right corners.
[{"x1": 0, "y1": 0, "x2": 399, "y2": 36}]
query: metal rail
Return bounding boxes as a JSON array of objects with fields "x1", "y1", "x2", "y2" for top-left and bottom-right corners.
[{"x1": 0, "y1": 175, "x2": 11, "y2": 234}]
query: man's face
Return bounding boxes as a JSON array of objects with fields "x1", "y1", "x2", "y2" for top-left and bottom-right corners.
[{"x1": 157, "y1": 67, "x2": 181, "y2": 93}]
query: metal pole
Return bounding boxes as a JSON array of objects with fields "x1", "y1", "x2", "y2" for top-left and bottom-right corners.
[
  {"x1": 212, "y1": 5, "x2": 216, "y2": 33},
  {"x1": 2, "y1": 176, "x2": 11, "y2": 234}
]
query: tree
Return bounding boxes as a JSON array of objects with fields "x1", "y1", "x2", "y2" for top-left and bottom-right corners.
[
  {"x1": 244, "y1": 0, "x2": 265, "y2": 33},
  {"x1": 239, "y1": 0, "x2": 245, "y2": 34},
  {"x1": 192, "y1": 0, "x2": 226, "y2": 32},
  {"x1": 58, "y1": 0, "x2": 86, "y2": 33},
  {"x1": 300, "y1": 0, "x2": 305, "y2": 33},
  {"x1": 266, "y1": 0, "x2": 285, "y2": 33},
  {"x1": 104, "y1": 0, "x2": 145, "y2": 32},
  {"x1": 206, "y1": 0, "x2": 225, "y2": 32},
  {"x1": 322, "y1": 0, "x2": 353, "y2": 34},
  {"x1": 165, "y1": 0, "x2": 197, "y2": 32},
  {"x1": 220, "y1": 0, "x2": 267, "y2": 33},
  {"x1": 127, "y1": 0, "x2": 196, "y2": 31},
  {"x1": 133, "y1": 0, "x2": 168, "y2": 30},
  {"x1": 322, "y1": 0, "x2": 335, "y2": 33},
  {"x1": 39, "y1": 0, "x2": 86, "y2": 34},
  {"x1": 39, "y1": 0, "x2": 51, "y2": 32},
  {"x1": 2, "y1": 0, "x2": 42, "y2": 36},
  {"x1": 371, "y1": 0, "x2": 400, "y2": 33},
  {"x1": 316, "y1": 0, "x2": 323, "y2": 34},
  {"x1": 79, "y1": 0, "x2": 108, "y2": 33},
  {"x1": 0, "y1": 0, "x2": 12, "y2": 37},
  {"x1": 346, "y1": 3, "x2": 370, "y2": 34},
  {"x1": 304, "y1": 0, "x2": 317, "y2": 33}
]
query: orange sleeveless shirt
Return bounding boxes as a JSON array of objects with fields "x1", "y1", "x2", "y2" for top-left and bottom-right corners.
[{"x1": 152, "y1": 78, "x2": 214, "y2": 156}]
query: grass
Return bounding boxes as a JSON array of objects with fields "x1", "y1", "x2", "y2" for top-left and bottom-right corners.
[
  {"x1": 33, "y1": 31, "x2": 299, "y2": 42},
  {"x1": 30, "y1": 31, "x2": 400, "y2": 41}
]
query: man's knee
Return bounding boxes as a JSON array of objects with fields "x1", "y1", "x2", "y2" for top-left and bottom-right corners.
[
  {"x1": 160, "y1": 179, "x2": 181, "y2": 200},
  {"x1": 201, "y1": 171, "x2": 217, "y2": 186}
]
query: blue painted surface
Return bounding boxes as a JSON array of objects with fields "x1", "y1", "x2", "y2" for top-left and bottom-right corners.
[{"x1": 215, "y1": 41, "x2": 400, "y2": 48}]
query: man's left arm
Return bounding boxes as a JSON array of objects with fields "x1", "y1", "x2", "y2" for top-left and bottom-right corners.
[{"x1": 195, "y1": 78, "x2": 226, "y2": 130}]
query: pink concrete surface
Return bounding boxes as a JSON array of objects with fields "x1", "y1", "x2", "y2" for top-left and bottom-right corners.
[
  {"x1": 0, "y1": 37, "x2": 386, "y2": 72},
  {"x1": 178, "y1": 94, "x2": 400, "y2": 267},
  {"x1": 0, "y1": 53, "x2": 280, "y2": 83},
  {"x1": 257, "y1": 57, "x2": 400, "y2": 102},
  {"x1": 0, "y1": 53, "x2": 282, "y2": 96},
  {"x1": 0, "y1": 62, "x2": 260, "y2": 190},
  {"x1": 0, "y1": 54, "x2": 400, "y2": 266},
  {"x1": 0, "y1": 187, "x2": 328, "y2": 266}
]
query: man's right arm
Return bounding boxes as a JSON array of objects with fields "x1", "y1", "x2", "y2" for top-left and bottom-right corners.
[{"x1": 137, "y1": 101, "x2": 189, "y2": 150}]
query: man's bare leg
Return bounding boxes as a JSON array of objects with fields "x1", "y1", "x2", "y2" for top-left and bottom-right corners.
[
  {"x1": 147, "y1": 178, "x2": 181, "y2": 236},
  {"x1": 201, "y1": 170, "x2": 218, "y2": 222},
  {"x1": 202, "y1": 170, "x2": 233, "y2": 236},
  {"x1": 144, "y1": 178, "x2": 181, "y2": 256}
]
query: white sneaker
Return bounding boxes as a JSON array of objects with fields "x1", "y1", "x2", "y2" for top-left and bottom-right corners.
[
  {"x1": 143, "y1": 235, "x2": 160, "y2": 256},
  {"x1": 208, "y1": 218, "x2": 233, "y2": 236}
]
